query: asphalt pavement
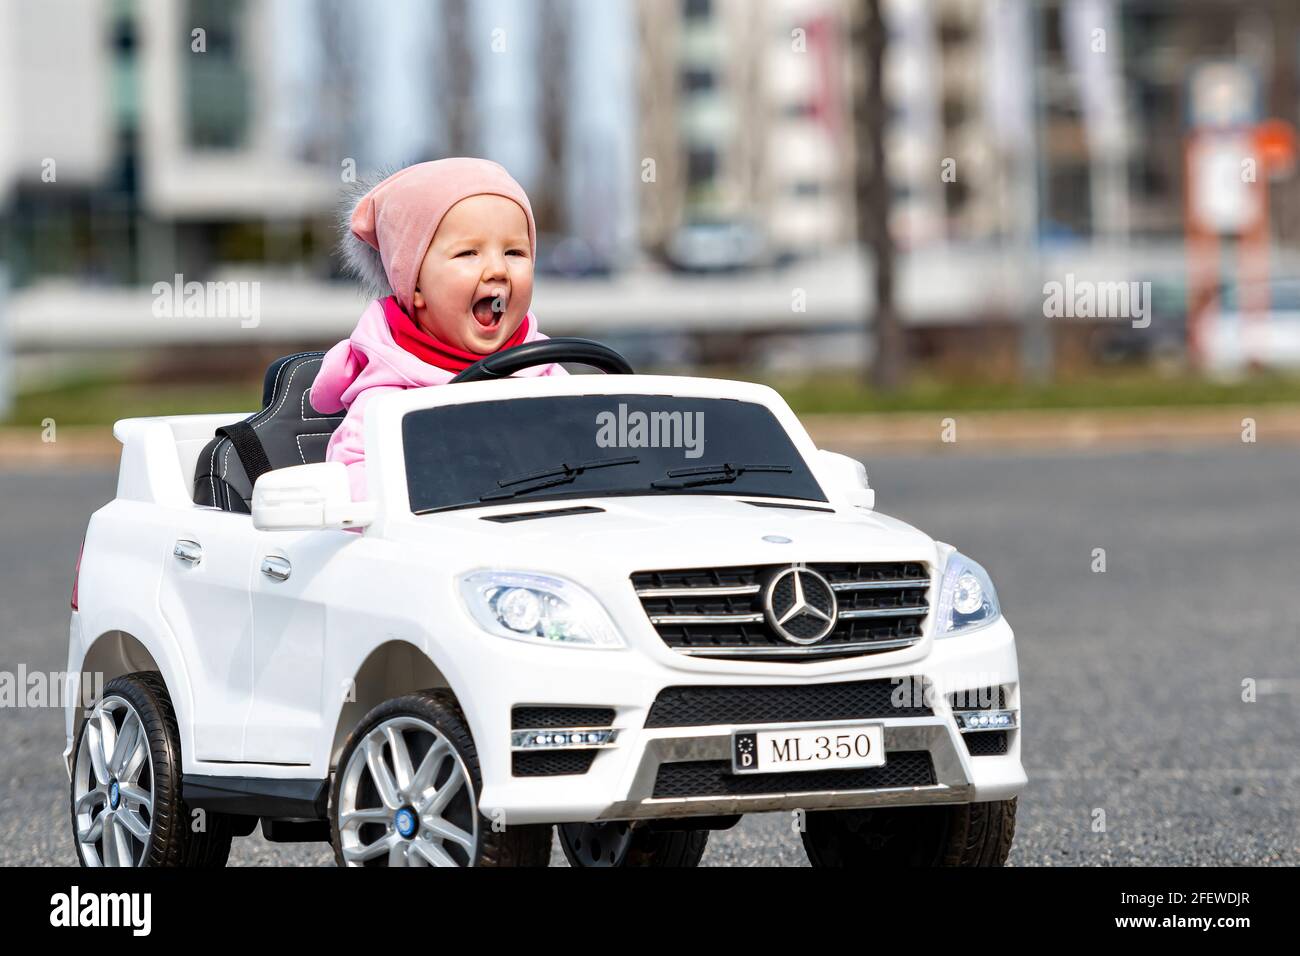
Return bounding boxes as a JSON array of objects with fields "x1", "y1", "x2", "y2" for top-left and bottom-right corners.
[{"x1": 2, "y1": 445, "x2": 1297, "y2": 866}]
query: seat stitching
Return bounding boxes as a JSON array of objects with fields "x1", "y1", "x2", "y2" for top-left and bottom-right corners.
[
  {"x1": 295, "y1": 431, "x2": 337, "y2": 464},
  {"x1": 207, "y1": 436, "x2": 223, "y2": 507},
  {"x1": 219, "y1": 439, "x2": 252, "y2": 511},
  {"x1": 264, "y1": 351, "x2": 318, "y2": 407},
  {"x1": 301, "y1": 389, "x2": 341, "y2": 422},
  {"x1": 207, "y1": 352, "x2": 326, "y2": 511},
  {"x1": 222, "y1": 357, "x2": 320, "y2": 480},
  {"x1": 253, "y1": 358, "x2": 323, "y2": 433}
]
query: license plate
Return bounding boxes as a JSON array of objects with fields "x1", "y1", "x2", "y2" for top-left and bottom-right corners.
[{"x1": 731, "y1": 723, "x2": 885, "y2": 774}]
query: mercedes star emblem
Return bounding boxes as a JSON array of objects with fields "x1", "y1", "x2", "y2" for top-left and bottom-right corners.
[{"x1": 763, "y1": 564, "x2": 838, "y2": 644}]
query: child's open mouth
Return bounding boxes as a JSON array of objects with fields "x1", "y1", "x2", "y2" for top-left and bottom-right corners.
[{"x1": 472, "y1": 295, "x2": 504, "y2": 329}]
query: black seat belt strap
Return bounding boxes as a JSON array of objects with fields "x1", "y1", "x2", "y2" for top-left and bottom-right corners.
[{"x1": 216, "y1": 421, "x2": 273, "y2": 486}]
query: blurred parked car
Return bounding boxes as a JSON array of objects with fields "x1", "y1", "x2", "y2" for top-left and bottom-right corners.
[
  {"x1": 664, "y1": 219, "x2": 767, "y2": 273},
  {"x1": 1204, "y1": 278, "x2": 1300, "y2": 371},
  {"x1": 536, "y1": 233, "x2": 614, "y2": 279},
  {"x1": 1093, "y1": 279, "x2": 1187, "y2": 364}
]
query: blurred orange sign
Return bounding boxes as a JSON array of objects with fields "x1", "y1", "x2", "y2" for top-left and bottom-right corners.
[{"x1": 1253, "y1": 119, "x2": 1296, "y2": 176}]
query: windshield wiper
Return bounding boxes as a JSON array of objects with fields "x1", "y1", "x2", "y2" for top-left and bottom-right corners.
[
  {"x1": 479, "y1": 455, "x2": 640, "y2": 502},
  {"x1": 650, "y1": 461, "x2": 792, "y2": 490}
]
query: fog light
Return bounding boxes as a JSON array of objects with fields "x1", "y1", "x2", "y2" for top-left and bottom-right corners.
[
  {"x1": 954, "y1": 709, "x2": 1019, "y2": 733},
  {"x1": 511, "y1": 727, "x2": 619, "y2": 749}
]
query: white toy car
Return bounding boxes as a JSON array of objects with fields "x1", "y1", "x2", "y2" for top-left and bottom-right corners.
[{"x1": 65, "y1": 340, "x2": 1025, "y2": 867}]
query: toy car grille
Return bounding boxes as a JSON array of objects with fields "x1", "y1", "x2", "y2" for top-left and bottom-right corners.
[
  {"x1": 963, "y1": 732, "x2": 1009, "y2": 757},
  {"x1": 511, "y1": 706, "x2": 615, "y2": 729},
  {"x1": 946, "y1": 686, "x2": 1008, "y2": 711},
  {"x1": 631, "y1": 561, "x2": 930, "y2": 661},
  {"x1": 644, "y1": 678, "x2": 933, "y2": 729},
  {"x1": 512, "y1": 750, "x2": 598, "y2": 776},
  {"x1": 651, "y1": 751, "x2": 936, "y2": 798}
]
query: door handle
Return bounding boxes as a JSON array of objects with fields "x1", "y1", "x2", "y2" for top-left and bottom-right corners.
[
  {"x1": 173, "y1": 540, "x2": 202, "y2": 565},
  {"x1": 260, "y1": 555, "x2": 291, "y2": 582}
]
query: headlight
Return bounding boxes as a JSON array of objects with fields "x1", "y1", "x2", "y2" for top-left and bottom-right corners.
[
  {"x1": 458, "y1": 571, "x2": 625, "y2": 648},
  {"x1": 935, "y1": 551, "x2": 1001, "y2": 636}
]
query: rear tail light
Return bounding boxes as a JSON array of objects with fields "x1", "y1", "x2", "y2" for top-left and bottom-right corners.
[{"x1": 71, "y1": 536, "x2": 85, "y2": 611}]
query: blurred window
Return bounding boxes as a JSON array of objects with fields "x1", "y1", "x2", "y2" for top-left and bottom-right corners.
[
  {"x1": 944, "y1": 176, "x2": 970, "y2": 216},
  {"x1": 937, "y1": 17, "x2": 971, "y2": 48},
  {"x1": 109, "y1": 9, "x2": 138, "y2": 132},
  {"x1": 185, "y1": 0, "x2": 251, "y2": 149},
  {"x1": 681, "y1": 67, "x2": 716, "y2": 94},
  {"x1": 682, "y1": 0, "x2": 711, "y2": 20},
  {"x1": 941, "y1": 95, "x2": 967, "y2": 129},
  {"x1": 1045, "y1": 162, "x2": 1092, "y2": 236},
  {"x1": 687, "y1": 147, "x2": 718, "y2": 186}
]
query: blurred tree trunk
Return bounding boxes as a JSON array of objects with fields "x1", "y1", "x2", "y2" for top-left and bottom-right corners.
[
  {"x1": 1269, "y1": 0, "x2": 1299, "y2": 243},
  {"x1": 443, "y1": 0, "x2": 474, "y2": 154},
  {"x1": 534, "y1": 0, "x2": 571, "y2": 234},
  {"x1": 855, "y1": 0, "x2": 904, "y2": 391}
]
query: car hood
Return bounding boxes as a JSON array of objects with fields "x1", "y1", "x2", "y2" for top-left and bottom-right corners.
[{"x1": 404, "y1": 494, "x2": 939, "y2": 577}]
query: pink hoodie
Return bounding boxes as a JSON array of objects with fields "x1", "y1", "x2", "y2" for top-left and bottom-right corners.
[{"x1": 310, "y1": 299, "x2": 567, "y2": 500}]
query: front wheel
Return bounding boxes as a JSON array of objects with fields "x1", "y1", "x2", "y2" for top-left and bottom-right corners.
[
  {"x1": 800, "y1": 799, "x2": 1017, "y2": 867},
  {"x1": 558, "y1": 822, "x2": 709, "y2": 867},
  {"x1": 329, "y1": 690, "x2": 553, "y2": 866},
  {"x1": 70, "y1": 672, "x2": 232, "y2": 867}
]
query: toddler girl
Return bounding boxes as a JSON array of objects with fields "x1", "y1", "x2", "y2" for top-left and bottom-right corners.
[{"x1": 311, "y1": 158, "x2": 567, "y2": 500}]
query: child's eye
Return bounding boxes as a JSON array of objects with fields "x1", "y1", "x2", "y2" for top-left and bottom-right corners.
[
  {"x1": 507, "y1": 249, "x2": 527, "y2": 257},
  {"x1": 455, "y1": 250, "x2": 476, "y2": 257}
]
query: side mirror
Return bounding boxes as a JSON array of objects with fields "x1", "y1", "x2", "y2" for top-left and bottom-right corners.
[
  {"x1": 251, "y1": 462, "x2": 375, "y2": 531},
  {"x1": 815, "y1": 450, "x2": 875, "y2": 510}
]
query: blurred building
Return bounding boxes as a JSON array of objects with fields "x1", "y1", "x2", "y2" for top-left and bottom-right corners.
[
  {"x1": 635, "y1": 0, "x2": 858, "y2": 260},
  {"x1": 0, "y1": 0, "x2": 637, "y2": 289},
  {"x1": 883, "y1": 0, "x2": 1016, "y2": 246},
  {"x1": 6, "y1": 0, "x2": 1300, "y2": 361},
  {"x1": 0, "y1": 0, "x2": 119, "y2": 282}
]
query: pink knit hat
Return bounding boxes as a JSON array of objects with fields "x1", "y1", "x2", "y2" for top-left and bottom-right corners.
[{"x1": 344, "y1": 158, "x2": 537, "y2": 315}]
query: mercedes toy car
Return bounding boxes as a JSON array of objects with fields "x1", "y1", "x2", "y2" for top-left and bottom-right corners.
[{"x1": 65, "y1": 339, "x2": 1024, "y2": 867}]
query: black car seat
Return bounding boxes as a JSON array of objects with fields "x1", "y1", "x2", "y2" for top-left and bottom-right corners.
[{"x1": 193, "y1": 351, "x2": 345, "y2": 513}]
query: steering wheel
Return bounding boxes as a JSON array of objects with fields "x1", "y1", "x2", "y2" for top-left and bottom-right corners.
[{"x1": 449, "y1": 337, "x2": 635, "y2": 383}]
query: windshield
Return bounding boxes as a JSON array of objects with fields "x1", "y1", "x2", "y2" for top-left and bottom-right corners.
[{"x1": 403, "y1": 394, "x2": 827, "y2": 514}]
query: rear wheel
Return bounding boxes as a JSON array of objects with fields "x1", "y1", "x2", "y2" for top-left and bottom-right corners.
[
  {"x1": 800, "y1": 799, "x2": 1017, "y2": 867},
  {"x1": 558, "y1": 821, "x2": 709, "y2": 867},
  {"x1": 70, "y1": 672, "x2": 232, "y2": 867},
  {"x1": 330, "y1": 690, "x2": 553, "y2": 867}
]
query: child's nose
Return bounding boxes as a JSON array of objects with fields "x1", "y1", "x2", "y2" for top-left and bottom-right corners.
[{"x1": 481, "y1": 252, "x2": 508, "y2": 279}]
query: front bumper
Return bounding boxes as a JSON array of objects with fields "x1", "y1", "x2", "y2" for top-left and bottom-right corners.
[{"x1": 473, "y1": 617, "x2": 1027, "y2": 825}]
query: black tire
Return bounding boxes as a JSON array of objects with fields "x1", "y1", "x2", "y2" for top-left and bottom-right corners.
[
  {"x1": 800, "y1": 798, "x2": 1017, "y2": 867},
  {"x1": 558, "y1": 822, "x2": 709, "y2": 867},
  {"x1": 70, "y1": 671, "x2": 232, "y2": 867},
  {"x1": 329, "y1": 689, "x2": 553, "y2": 867}
]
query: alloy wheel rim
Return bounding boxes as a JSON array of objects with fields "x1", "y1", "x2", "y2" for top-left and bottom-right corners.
[
  {"x1": 337, "y1": 715, "x2": 479, "y2": 866},
  {"x1": 72, "y1": 695, "x2": 155, "y2": 867},
  {"x1": 560, "y1": 821, "x2": 635, "y2": 867}
]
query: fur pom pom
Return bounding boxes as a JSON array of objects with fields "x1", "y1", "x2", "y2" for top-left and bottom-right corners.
[{"x1": 336, "y1": 168, "x2": 399, "y2": 299}]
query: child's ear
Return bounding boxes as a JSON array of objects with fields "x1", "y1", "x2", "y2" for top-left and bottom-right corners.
[{"x1": 412, "y1": 287, "x2": 425, "y2": 310}]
